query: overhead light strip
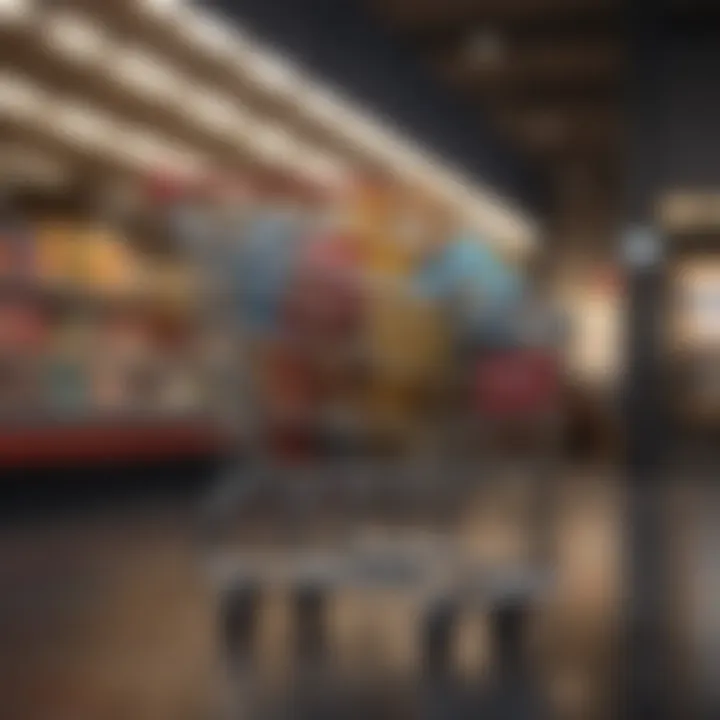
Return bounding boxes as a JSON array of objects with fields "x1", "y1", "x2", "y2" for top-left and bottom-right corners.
[
  {"x1": 141, "y1": 1, "x2": 536, "y2": 245},
  {"x1": 31, "y1": 9, "x2": 350, "y2": 187},
  {"x1": 0, "y1": 0, "x2": 32, "y2": 23},
  {"x1": 23, "y1": 2, "x2": 535, "y2": 246},
  {"x1": 0, "y1": 71, "x2": 210, "y2": 176}
]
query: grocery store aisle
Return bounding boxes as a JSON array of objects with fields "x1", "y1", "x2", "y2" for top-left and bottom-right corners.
[{"x1": 0, "y1": 470, "x2": 622, "y2": 720}]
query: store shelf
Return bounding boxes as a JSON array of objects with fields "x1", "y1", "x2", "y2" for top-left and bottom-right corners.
[
  {"x1": 0, "y1": 413, "x2": 231, "y2": 469},
  {"x1": 0, "y1": 275, "x2": 193, "y2": 307}
]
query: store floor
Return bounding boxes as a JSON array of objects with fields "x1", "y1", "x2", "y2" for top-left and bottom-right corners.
[{"x1": 0, "y1": 470, "x2": 630, "y2": 720}]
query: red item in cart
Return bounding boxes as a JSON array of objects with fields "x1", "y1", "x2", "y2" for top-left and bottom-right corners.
[
  {"x1": 263, "y1": 346, "x2": 320, "y2": 422},
  {"x1": 285, "y1": 234, "x2": 363, "y2": 344},
  {"x1": 474, "y1": 349, "x2": 560, "y2": 419}
]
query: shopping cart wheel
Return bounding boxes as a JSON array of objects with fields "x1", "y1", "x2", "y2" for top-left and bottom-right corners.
[
  {"x1": 220, "y1": 579, "x2": 262, "y2": 670},
  {"x1": 292, "y1": 583, "x2": 330, "y2": 665},
  {"x1": 477, "y1": 594, "x2": 549, "y2": 719},
  {"x1": 417, "y1": 595, "x2": 464, "y2": 720},
  {"x1": 421, "y1": 596, "x2": 458, "y2": 680},
  {"x1": 279, "y1": 582, "x2": 337, "y2": 720}
]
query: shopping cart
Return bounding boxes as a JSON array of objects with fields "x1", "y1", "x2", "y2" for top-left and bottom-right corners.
[
  {"x1": 177, "y1": 194, "x2": 565, "y2": 718},
  {"x1": 198, "y1": 336, "x2": 564, "y2": 718}
]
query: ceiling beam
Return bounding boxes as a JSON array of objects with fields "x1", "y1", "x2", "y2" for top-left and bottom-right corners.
[
  {"x1": 371, "y1": 0, "x2": 619, "y2": 32},
  {"x1": 463, "y1": 81, "x2": 618, "y2": 112},
  {"x1": 436, "y1": 42, "x2": 621, "y2": 95}
]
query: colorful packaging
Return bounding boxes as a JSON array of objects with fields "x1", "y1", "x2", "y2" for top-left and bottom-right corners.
[
  {"x1": 0, "y1": 219, "x2": 34, "y2": 278},
  {"x1": 236, "y1": 208, "x2": 303, "y2": 335},
  {"x1": 0, "y1": 299, "x2": 47, "y2": 353},
  {"x1": 414, "y1": 232, "x2": 525, "y2": 350},
  {"x1": 84, "y1": 229, "x2": 139, "y2": 295},
  {"x1": 284, "y1": 231, "x2": 364, "y2": 348},
  {"x1": 35, "y1": 221, "x2": 85, "y2": 286},
  {"x1": 44, "y1": 320, "x2": 91, "y2": 414}
]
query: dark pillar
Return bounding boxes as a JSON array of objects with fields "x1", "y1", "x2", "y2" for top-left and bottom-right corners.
[{"x1": 622, "y1": 1, "x2": 674, "y2": 718}]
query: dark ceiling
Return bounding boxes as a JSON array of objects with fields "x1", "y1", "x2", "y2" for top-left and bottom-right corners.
[
  {"x1": 367, "y1": 0, "x2": 720, "y2": 194},
  {"x1": 217, "y1": 0, "x2": 720, "y2": 222}
]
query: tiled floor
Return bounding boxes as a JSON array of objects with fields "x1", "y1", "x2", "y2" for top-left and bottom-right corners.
[{"x1": 0, "y1": 472, "x2": 624, "y2": 720}]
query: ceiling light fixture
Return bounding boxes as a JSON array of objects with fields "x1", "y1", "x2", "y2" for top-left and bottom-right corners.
[
  {"x1": 110, "y1": 47, "x2": 185, "y2": 102},
  {"x1": 140, "y1": 5, "x2": 536, "y2": 249},
  {"x1": 185, "y1": 90, "x2": 252, "y2": 137},
  {"x1": 173, "y1": 7, "x2": 240, "y2": 60},
  {"x1": 463, "y1": 29, "x2": 505, "y2": 67},
  {"x1": 51, "y1": 102, "x2": 121, "y2": 151},
  {"x1": 42, "y1": 11, "x2": 107, "y2": 63},
  {"x1": 253, "y1": 124, "x2": 299, "y2": 164},
  {"x1": 241, "y1": 46, "x2": 301, "y2": 96},
  {"x1": 0, "y1": 72, "x2": 45, "y2": 118},
  {"x1": 0, "y1": 0, "x2": 31, "y2": 23},
  {"x1": 138, "y1": 0, "x2": 186, "y2": 14}
]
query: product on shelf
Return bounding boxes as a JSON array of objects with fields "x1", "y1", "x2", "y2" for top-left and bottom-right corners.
[
  {"x1": 35, "y1": 220, "x2": 85, "y2": 287},
  {"x1": 83, "y1": 227, "x2": 141, "y2": 296},
  {"x1": 0, "y1": 298, "x2": 48, "y2": 414},
  {"x1": 35, "y1": 220, "x2": 142, "y2": 296},
  {"x1": 44, "y1": 316, "x2": 92, "y2": 415},
  {"x1": 146, "y1": 258, "x2": 198, "y2": 314},
  {"x1": 349, "y1": 182, "x2": 416, "y2": 277},
  {"x1": 92, "y1": 315, "x2": 155, "y2": 412},
  {"x1": 156, "y1": 362, "x2": 202, "y2": 411},
  {"x1": 285, "y1": 229, "x2": 364, "y2": 352},
  {"x1": 349, "y1": 183, "x2": 442, "y2": 441},
  {"x1": 0, "y1": 216, "x2": 34, "y2": 278}
]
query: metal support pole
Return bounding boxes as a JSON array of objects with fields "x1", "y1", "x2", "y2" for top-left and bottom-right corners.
[{"x1": 623, "y1": 1, "x2": 675, "y2": 717}]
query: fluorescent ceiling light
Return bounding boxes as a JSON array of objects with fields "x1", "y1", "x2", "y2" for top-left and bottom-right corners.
[
  {"x1": 174, "y1": 8, "x2": 240, "y2": 60},
  {"x1": 51, "y1": 102, "x2": 121, "y2": 150},
  {"x1": 120, "y1": 128, "x2": 207, "y2": 175},
  {"x1": 240, "y1": 46, "x2": 301, "y2": 95},
  {"x1": 184, "y1": 90, "x2": 252, "y2": 137},
  {"x1": 0, "y1": 0, "x2": 31, "y2": 22},
  {"x1": 0, "y1": 72, "x2": 45, "y2": 118},
  {"x1": 42, "y1": 11, "x2": 107, "y2": 63},
  {"x1": 121, "y1": 130, "x2": 174, "y2": 167},
  {"x1": 303, "y1": 84, "x2": 352, "y2": 125},
  {"x1": 254, "y1": 124, "x2": 299, "y2": 163},
  {"x1": 138, "y1": 0, "x2": 186, "y2": 13},
  {"x1": 110, "y1": 47, "x2": 185, "y2": 102},
  {"x1": 137, "y1": 3, "x2": 537, "y2": 247}
]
